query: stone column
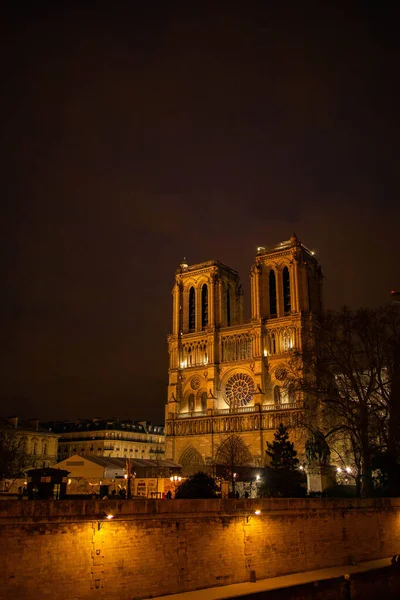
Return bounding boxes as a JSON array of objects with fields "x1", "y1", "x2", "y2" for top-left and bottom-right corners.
[
  {"x1": 172, "y1": 281, "x2": 181, "y2": 336},
  {"x1": 252, "y1": 265, "x2": 261, "y2": 320},
  {"x1": 277, "y1": 268, "x2": 284, "y2": 317},
  {"x1": 195, "y1": 285, "x2": 201, "y2": 332},
  {"x1": 217, "y1": 279, "x2": 223, "y2": 326}
]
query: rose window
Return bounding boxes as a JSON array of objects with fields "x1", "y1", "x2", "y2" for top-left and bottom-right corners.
[{"x1": 225, "y1": 373, "x2": 255, "y2": 407}]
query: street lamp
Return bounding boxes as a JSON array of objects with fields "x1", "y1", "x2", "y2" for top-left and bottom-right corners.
[{"x1": 169, "y1": 475, "x2": 182, "y2": 497}]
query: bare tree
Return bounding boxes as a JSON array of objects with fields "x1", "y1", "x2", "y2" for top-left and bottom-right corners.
[
  {"x1": 0, "y1": 432, "x2": 29, "y2": 492},
  {"x1": 215, "y1": 434, "x2": 252, "y2": 495},
  {"x1": 283, "y1": 307, "x2": 400, "y2": 497}
]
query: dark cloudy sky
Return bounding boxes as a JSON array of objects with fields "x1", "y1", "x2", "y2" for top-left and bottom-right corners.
[{"x1": 1, "y1": 3, "x2": 399, "y2": 423}]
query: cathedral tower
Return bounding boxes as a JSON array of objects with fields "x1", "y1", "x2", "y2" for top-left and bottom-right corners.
[{"x1": 165, "y1": 236, "x2": 323, "y2": 474}]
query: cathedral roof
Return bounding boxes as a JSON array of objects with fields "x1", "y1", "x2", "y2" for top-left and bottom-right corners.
[{"x1": 177, "y1": 259, "x2": 239, "y2": 276}]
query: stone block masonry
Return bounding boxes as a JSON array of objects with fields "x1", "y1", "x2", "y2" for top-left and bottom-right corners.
[{"x1": 0, "y1": 498, "x2": 400, "y2": 600}]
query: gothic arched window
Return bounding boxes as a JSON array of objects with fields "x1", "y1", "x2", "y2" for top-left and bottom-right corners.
[
  {"x1": 189, "y1": 287, "x2": 195, "y2": 331},
  {"x1": 271, "y1": 333, "x2": 276, "y2": 355},
  {"x1": 201, "y1": 392, "x2": 207, "y2": 412},
  {"x1": 227, "y1": 287, "x2": 231, "y2": 326},
  {"x1": 269, "y1": 270, "x2": 277, "y2": 316},
  {"x1": 188, "y1": 394, "x2": 195, "y2": 412},
  {"x1": 283, "y1": 266, "x2": 291, "y2": 313},
  {"x1": 274, "y1": 385, "x2": 281, "y2": 404},
  {"x1": 201, "y1": 284, "x2": 208, "y2": 328}
]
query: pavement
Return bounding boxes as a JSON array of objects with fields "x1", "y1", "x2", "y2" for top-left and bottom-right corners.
[{"x1": 148, "y1": 557, "x2": 393, "y2": 600}]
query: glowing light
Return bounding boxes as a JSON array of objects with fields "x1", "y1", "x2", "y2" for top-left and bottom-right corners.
[
  {"x1": 256, "y1": 475, "x2": 260, "y2": 481},
  {"x1": 68, "y1": 478, "x2": 71, "y2": 484},
  {"x1": 311, "y1": 251, "x2": 315, "y2": 256},
  {"x1": 263, "y1": 349, "x2": 268, "y2": 357},
  {"x1": 254, "y1": 510, "x2": 261, "y2": 515},
  {"x1": 299, "y1": 466, "x2": 304, "y2": 470},
  {"x1": 346, "y1": 467, "x2": 351, "y2": 473},
  {"x1": 337, "y1": 467, "x2": 342, "y2": 473},
  {"x1": 124, "y1": 474, "x2": 128, "y2": 479},
  {"x1": 106, "y1": 514, "x2": 114, "y2": 520}
]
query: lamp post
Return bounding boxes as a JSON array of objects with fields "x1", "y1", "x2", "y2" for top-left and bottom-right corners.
[{"x1": 169, "y1": 475, "x2": 182, "y2": 497}]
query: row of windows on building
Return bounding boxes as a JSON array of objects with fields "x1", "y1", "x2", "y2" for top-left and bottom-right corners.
[
  {"x1": 62, "y1": 445, "x2": 163, "y2": 455},
  {"x1": 31, "y1": 441, "x2": 48, "y2": 455},
  {"x1": 179, "y1": 331, "x2": 295, "y2": 369},
  {"x1": 61, "y1": 432, "x2": 164, "y2": 444},
  {"x1": 188, "y1": 284, "x2": 233, "y2": 331},
  {"x1": 187, "y1": 392, "x2": 207, "y2": 412},
  {"x1": 186, "y1": 267, "x2": 292, "y2": 335}
]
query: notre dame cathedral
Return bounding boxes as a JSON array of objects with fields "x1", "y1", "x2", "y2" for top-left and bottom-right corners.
[{"x1": 165, "y1": 234, "x2": 323, "y2": 474}]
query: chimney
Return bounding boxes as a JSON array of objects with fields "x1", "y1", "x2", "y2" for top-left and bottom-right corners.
[{"x1": 7, "y1": 416, "x2": 18, "y2": 429}]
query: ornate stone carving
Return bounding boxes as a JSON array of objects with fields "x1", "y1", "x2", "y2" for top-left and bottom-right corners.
[
  {"x1": 224, "y1": 372, "x2": 256, "y2": 407},
  {"x1": 190, "y1": 377, "x2": 200, "y2": 391}
]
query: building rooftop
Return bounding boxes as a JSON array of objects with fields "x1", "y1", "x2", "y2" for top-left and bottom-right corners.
[
  {"x1": 177, "y1": 259, "x2": 239, "y2": 277},
  {"x1": 62, "y1": 454, "x2": 181, "y2": 471},
  {"x1": 43, "y1": 419, "x2": 165, "y2": 435},
  {"x1": 0, "y1": 417, "x2": 58, "y2": 436},
  {"x1": 256, "y1": 233, "x2": 317, "y2": 259}
]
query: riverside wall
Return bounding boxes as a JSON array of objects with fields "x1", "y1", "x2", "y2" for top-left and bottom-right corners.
[{"x1": 1, "y1": 498, "x2": 400, "y2": 600}]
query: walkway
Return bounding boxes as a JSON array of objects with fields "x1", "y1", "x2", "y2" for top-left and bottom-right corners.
[{"x1": 148, "y1": 557, "x2": 393, "y2": 600}]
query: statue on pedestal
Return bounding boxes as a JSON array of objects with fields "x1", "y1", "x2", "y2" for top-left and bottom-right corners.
[{"x1": 305, "y1": 431, "x2": 335, "y2": 493}]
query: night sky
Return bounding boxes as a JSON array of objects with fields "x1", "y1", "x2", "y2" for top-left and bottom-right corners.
[{"x1": 1, "y1": 3, "x2": 399, "y2": 423}]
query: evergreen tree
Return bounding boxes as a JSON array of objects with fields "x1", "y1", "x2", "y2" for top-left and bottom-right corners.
[
  {"x1": 266, "y1": 423, "x2": 299, "y2": 471},
  {"x1": 260, "y1": 424, "x2": 305, "y2": 498}
]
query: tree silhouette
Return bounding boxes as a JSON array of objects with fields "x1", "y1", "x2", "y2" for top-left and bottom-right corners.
[
  {"x1": 261, "y1": 424, "x2": 305, "y2": 497},
  {"x1": 0, "y1": 432, "x2": 29, "y2": 491},
  {"x1": 215, "y1": 434, "x2": 252, "y2": 495},
  {"x1": 175, "y1": 472, "x2": 219, "y2": 499},
  {"x1": 283, "y1": 306, "x2": 400, "y2": 497},
  {"x1": 266, "y1": 423, "x2": 299, "y2": 470}
]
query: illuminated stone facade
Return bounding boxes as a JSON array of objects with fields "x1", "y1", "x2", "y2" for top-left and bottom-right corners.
[
  {"x1": 0, "y1": 417, "x2": 59, "y2": 469},
  {"x1": 52, "y1": 419, "x2": 165, "y2": 461},
  {"x1": 165, "y1": 234, "x2": 323, "y2": 472}
]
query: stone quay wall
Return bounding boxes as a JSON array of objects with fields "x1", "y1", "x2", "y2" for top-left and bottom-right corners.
[{"x1": 1, "y1": 498, "x2": 400, "y2": 600}]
